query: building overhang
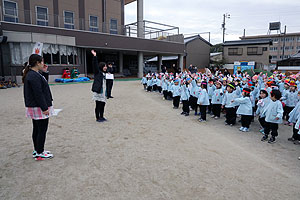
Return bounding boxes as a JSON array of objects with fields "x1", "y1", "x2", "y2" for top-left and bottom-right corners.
[
  {"x1": 1, "y1": 22, "x2": 184, "y2": 56},
  {"x1": 125, "y1": 0, "x2": 137, "y2": 5}
]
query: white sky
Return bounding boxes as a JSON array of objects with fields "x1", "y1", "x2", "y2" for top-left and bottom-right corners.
[{"x1": 125, "y1": 0, "x2": 300, "y2": 45}]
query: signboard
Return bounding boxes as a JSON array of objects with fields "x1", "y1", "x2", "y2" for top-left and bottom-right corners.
[
  {"x1": 234, "y1": 61, "x2": 255, "y2": 74},
  {"x1": 269, "y1": 22, "x2": 281, "y2": 31}
]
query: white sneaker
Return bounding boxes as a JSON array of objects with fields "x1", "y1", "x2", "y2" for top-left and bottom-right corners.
[
  {"x1": 211, "y1": 115, "x2": 215, "y2": 118},
  {"x1": 35, "y1": 151, "x2": 53, "y2": 161},
  {"x1": 32, "y1": 150, "x2": 51, "y2": 158},
  {"x1": 239, "y1": 127, "x2": 244, "y2": 131},
  {"x1": 242, "y1": 127, "x2": 249, "y2": 132}
]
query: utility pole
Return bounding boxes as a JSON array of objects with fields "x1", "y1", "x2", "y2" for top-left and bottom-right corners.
[
  {"x1": 281, "y1": 25, "x2": 286, "y2": 60},
  {"x1": 222, "y1": 13, "x2": 230, "y2": 43}
]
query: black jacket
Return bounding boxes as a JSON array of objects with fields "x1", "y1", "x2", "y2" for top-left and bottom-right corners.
[
  {"x1": 24, "y1": 70, "x2": 53, "y2": 111},
  {"x1": 91, "y1": 56, "x2": 104, "y2": 93}
]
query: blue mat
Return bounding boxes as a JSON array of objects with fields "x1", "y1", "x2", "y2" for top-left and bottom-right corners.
[{"x1": 55, "y1": 77, "x2": 90, "y2": 83}]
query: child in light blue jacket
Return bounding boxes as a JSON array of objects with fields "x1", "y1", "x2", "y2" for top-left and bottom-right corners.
[
  {"x1": 141, "y1": 75, "x2": 147, "y2": 90},
  {"x1": 287, "y1": 91, "x2": 300, "y2": 144},
  {"x1": 172, "y1": 79, "x2": 181, "y2": 109},
  {"x1": 232, "y1": 88, "x2": 253, "y2": 132},
  {"x1": 146, "y1": 77, "x2": 153, "y2": 92},
  {"x1": 256, "y1": 89, "x2": 271, "y2": 134},
  {"x1": 222, "y1": 83, "x2": 238, "y2": 125},
  {"x1": 207, "y1": 79, "x2": 215, "y2": 115},
  {"x1": 211, "y1": 81, "x2": 223, "y2": 119},
  {"x1": 197, "y1": 81, "x2": 209, "y2": 122},
  {"x1": 261, "y1": 90, "x2": 283, "y2": 144},
  {"x1": 181, "y1": 79, "x2": 191, "y2": 116},
  {"x1": 189, "y1": 79, "x2": 199, "y2": 115},
  {"x1": 282, "y1": 82, "x2": 299, "y2": 125}
]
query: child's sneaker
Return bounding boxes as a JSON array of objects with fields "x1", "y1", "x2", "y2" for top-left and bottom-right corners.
[
  {"x1": 288, "y1": 123, "x2": 293, "y2": 126},
  {"x1": 214, "y1": 116, "x2": 219, "y2": 119},
  {"x1": 268, "y1": 137, "x2": 276, "y2": 144},
  {"x1": 288, "y1": 137, "x2": 295, "y2": 142},
  {"x1": 35, "y1": 151, "x2": 53, "y2": 160},
  {"x1": 211, "y1": 115, "x2": 215, "y2": 118},
  {"x1": 259, "y1": 128, "x2": 264, "y2": 133},
  {"x1": 32, "y1": 150, "x2": 51, "y2": 158},
  {"x1": 194, "y1": 112, "x2": 198, "y2": 116},
  {"x1": 181, "y1": 112, "x2": 185, "y2": 115},
  {"x1": 298, "y1": 157, "x2": 300, "y2": 160},
  {"x1": 239, "y1": 127, "x2": 244, "y2": 131},
  {"x1": 284, "y1": 121, "x2": 289, "y2": 125},
  {"x1": 184, "y1": 113, "x2": 189, "y2": 116},
  {"x1": 242, "y1": 127, "x2": 249, "y2": 132},
  {"x1": 199, "y1": 119, "x2": 206, "y2": 122},
  {"x1": 261, "y1": 135, "x2": 268, "y2": 141}
]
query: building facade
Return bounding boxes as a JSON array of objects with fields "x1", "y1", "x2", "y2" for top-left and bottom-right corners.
[
  {"x1": 241, "y1": 33, "x2": 300, "y2": 64},
  {"x1": 184, "y1": 35, "x2": 211, "y2": 69},
  {"x1": 0, "y1": 0, "x2": 184, "y2": 82},
  {"x1": 223, "y1": 39, "x2": 272, "y2": 70}
]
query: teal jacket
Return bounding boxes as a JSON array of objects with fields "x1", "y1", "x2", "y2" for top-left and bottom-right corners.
[
  {"x1": 197, "y1": 88, "x2": 210, "y2": 105},
  {"x1": 256, "y1": 97, "x2": 271, "y2": 117},
  {"x1": 211, "y1": 88, "x2": 223, "y2": 104},
  {"x1": 181, "y1": 85, "x2": 190, "y2": 100}
]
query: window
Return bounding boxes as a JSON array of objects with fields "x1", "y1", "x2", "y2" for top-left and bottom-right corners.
[
  {"x1": 228, "y1": 48, "x2": 242, "y2": 56},
  {"x1": 52, "y1": 52, "x2": 60, "y2": 64},
  {"x1": 89, "y1": 15, "x2": 98, "y2": 32},
  {"x1": 64, "y1": 11, "x2": 74, "y2": 29},
  {"x1": 271, "y1": 56, "x2": 277, "y2": 60},
  {"x1": 285, "y1": 46, "x2": 289, "y2": 50},
  {"x1": 262, "y1": 47, "x2": 268, "y2": 51},
  {"x1": 3, "y1": 0, "x2": 18, "y2": 22},
  {"x1": 285, "y1": 38, "x2": 290, "y2": 42},
  {"x1": 273, "y1": 38, "x2": 279, "y2": 43},
  {"x1": 284, "y1": 55, "x2": 289, "y2": 59},
  {"x1": 36, "y1": 6, "x2": 48, "y2": 26},
  {"x1": 298, "y1": 37, "x2": 300, "y2": 42},
  {"x1": 274, "y1": 47, "x2": 278, "y2": 51},
  {"x1": 297, "y1": 46, "x2": 300, "y2": 50},
  {"x1": 43, "y1": 53, "x2": 52, "y2": 64},
  {"x1": 110, "y1": 19, "x2": 118, "y2": 34},
  {"x1": 247, "y1": 47, "x2": 263, "y2": 55}
]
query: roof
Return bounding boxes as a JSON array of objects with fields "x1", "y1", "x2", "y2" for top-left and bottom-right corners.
[
  {"x1": 240, "y1": 32, "x2": 300, "y2": 40},
  {"x1": 147, "y1": 56, "x2": 178, "y2": 62},
  {"x1": 279, "y1": 50, "x2": 300, "y2": 61},
  {"x1": 210, "y1": 52, "x2": 222, "y2": 56},
  {"x1": 223, "y1": 38, "x2": 273, "y2": 46},
  {"x1": 184, "y1": 35, "x2": 212, "y2": 47}
]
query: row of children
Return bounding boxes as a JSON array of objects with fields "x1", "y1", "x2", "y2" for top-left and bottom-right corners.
[{"x1": 141, "y1": 71, "x2": 300, "y2": 145}]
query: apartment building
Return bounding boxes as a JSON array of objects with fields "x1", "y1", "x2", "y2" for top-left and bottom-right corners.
[
  {"x1": 0, "y1": 0, "x2": 184, "y2": 82},
  {"x1": 241, "y1": 33, "x2": 300, "y2": 64}
]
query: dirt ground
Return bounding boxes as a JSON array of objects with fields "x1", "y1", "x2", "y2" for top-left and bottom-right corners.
[{"x1": 0, "y1": 80, "x2": 300, "y2": 200}]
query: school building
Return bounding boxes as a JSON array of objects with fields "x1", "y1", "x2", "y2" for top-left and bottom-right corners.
[{"x1": 0, "y1": 0, "x2": 185, "y2": 83}]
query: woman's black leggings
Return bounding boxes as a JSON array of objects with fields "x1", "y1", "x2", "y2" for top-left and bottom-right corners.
[
  {"x1": 32, "y1": 118, "x2": 49, "y2": 154},
  {"x1": 95, "y1": 101, "x2": 106, "y2": 120}
]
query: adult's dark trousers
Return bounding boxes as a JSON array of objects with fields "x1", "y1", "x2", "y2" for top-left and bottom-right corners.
[
  {"x1": 189, "y1": 96, "x2": 197, "y2": 110},
  {"x1": 241, "y1": 115, "x2": 252, "y2": 128},
  {"x1": 285, "y1": 106, "x2": 294, "y2": 121},
  {"x1": 258, "y1": 117, "x2": 266, "y2": 129},
  {"x1": 173, "y1": 96, "x2": 180, "y2": 108},
  {"x1": 95, "y1": 101, "x2": 106, "y2": 120},
  {"x1": 106, "y1": 79, "x2": 114, "y2": 97},
  {"x1": 292, "y1": 126, "x2": 300, "y2": 141},
  {"x1": 264, "y1": 122, "x2": 278, "y2": 137},
  {"x1": 225, "y1": 107, "x2": 236, "y2": 125},
  {"x1": 200, "y1": 105, "x2": 207, "y2": 120},
  {"x1": 182, "y1": 100, "x2": 190, "y2": 113},
  {"x1": 212, "y1": 104, "x2": 222, "y2": 117},
  {"x1": 32, "y1": 118, "x2": 49, "y2": 154}
]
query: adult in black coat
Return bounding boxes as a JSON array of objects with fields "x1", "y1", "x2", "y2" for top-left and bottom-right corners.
[{"x1": 91, "y1": 50, "x2": 108, "y2": 122}]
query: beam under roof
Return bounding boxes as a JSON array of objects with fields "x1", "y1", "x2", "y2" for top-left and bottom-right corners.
[{"x1": 125, "y1": 0, "x2": 137, "y2": 5}]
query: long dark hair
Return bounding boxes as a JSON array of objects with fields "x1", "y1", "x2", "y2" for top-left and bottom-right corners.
[
  {"x1": 22, "y1": 54, "x2": 43, "y2": 83},
  {"x1": 99, "y1": 62, "x2": 106, "y2": 72}
]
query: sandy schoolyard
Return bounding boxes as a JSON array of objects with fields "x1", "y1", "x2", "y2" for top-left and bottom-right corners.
[{"x1": 0, "y1": 80, "x2": 300, "y2": 200}]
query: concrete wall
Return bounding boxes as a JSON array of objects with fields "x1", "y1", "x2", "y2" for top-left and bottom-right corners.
[
  {"x1": 223, "y1": 44, "x2": 270, "y2": 66},
  {"x1": 185, "y1": 39, "x2": 210, "y2": 68},
  {"x1": 85, "y1": 0, "x2": 102, "y2": 31}
]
